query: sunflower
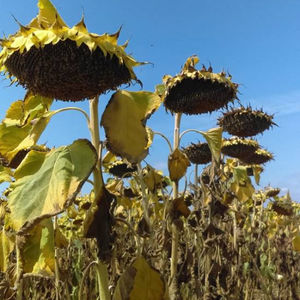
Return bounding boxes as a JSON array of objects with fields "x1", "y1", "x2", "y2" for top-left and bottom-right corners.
[
  {"x1": 218, "y1": 106, "x2": 275, "y2": 137},
  {"x1": 107, "y1": 160, "x2": 137, "y2": 178},
  {"x1": 161, "y1": 56, "x2": 238, "y2": 114},
  {"x1": 0, "y1": 0, "x2": 143, "y2": 101},
  {"x1": 239, "y1": 149, "x2": 273, "y2": 165},
  {"x1": 183, "y1": 142, "x2": 211, "y2": 164},
  {"x1": 221, "y1": 137, "x2": 259, "y2": 160}
]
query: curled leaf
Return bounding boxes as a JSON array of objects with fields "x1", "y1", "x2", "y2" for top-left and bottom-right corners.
[
  {"x1": 200, "y1": 127, "x2": 223, "y2": 163},
  {"x1": 168, "y1": 148, "x2": 190, "y2": 182},
  {"x1": 101, "y1": 90, "x2": 162, "y2": 163}
]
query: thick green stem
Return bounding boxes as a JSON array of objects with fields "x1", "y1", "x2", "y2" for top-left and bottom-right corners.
[{"x1": 169, "y1": 113, "x2": 182, "y2": 299}]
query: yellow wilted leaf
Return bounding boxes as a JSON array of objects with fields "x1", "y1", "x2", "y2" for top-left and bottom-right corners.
[
  {"x1": 101, "y1": 90, "x2": 162, "y2": 163},
  {"x1": 113, "y1": 256, "x2": 165, "y2": 300},
  {"x1": 54, "y1": 227, "x2": 68, "y2": 248},
  {"x1": 0, "y1": 94, "x2": 53, "y2": 163},
  {"x1": 292, "y1": 233, "x2": 300, "y2": 252},
  {"x1": 168, "y1": 148, "x2": 190, "y2": 182},
  {"x1": 252, "y1": 165, "x2": 264, "y2": 185},
  {"x1": 22, "y1": 218, "x2": 55, "y2": 275},
  {"x1": 102, "y1": 151, "x2": 117, "y2": 167},
  {"x1": 146, "y1": 127, "x2": 154, "y2": 150},
  {"x1": 0, "y1": 165, "x2": 13, "y2": 183},
  {"x1": 231, "y1": 166, "x2": 254, "y2": 202},
  {"x1": 231, "y1": 181, "x2": 254, "y2": 202},
  {"x1": 200, "y1": 127, "x2": 223, "y2": 163},
  {"x1": 143, "y1": 167, "x2": 164, "y2": 192},
  {"x1": 0, "y1": 229, "x2": 15, "y2": 272}
]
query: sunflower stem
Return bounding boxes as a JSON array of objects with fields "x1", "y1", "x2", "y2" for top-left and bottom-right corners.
[
  {"x1": 194, "y1": 164, "x2": 199, "y2": 198},
  {"x1": 153, "y1": 131, "x2": 173, "y2": 152},
  {"x1": 51, "y1": 106, "x2": 90, "y2": 124},
  {"x1": 89, "y1": 96, "x2": 103, "y2": 198},
  {"x1": 137, "y1": 163, "x2": 151, "y2": 229},
  {"x1": 169, "y1": 112, "x2": 182, "y2": 300},
  {"x1": 179, "y1": 128, "x2": 204, "y2": 143},
  {"x1": 15, "y1": 235, "x2": 24, "y2": 300},
  {"x1": 54, "y1": 216, "x2": 60, "y2": 300},
  {"x1": 79, "y1": 261, "x2": 110, "y2": 300}
]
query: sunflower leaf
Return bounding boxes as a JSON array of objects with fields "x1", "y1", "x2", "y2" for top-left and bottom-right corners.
[
  {"x1": 8, "y1": 139, "x2": 97, "y2": 231},
  {"x1": 101, "y1": 90, "x2": 162, "y2": 163}
]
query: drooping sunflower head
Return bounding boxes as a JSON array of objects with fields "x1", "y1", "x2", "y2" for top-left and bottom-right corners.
[
  {"x1": 182, "y1": 142, "x2": 212, "y2": 165},
  {"x1": 265, "y1": 187, "x2": 280, "y2": 198},
  {"x1": 218, "y1": 106, "x2": 275, "y2": 137},
  {"x1": 239, "y1": 148, "x2": 273, "y2": 165},
  {"x1": 0, "y1": 0, "x2": 143, "y2": 101},
  {"x1": 107, "y1": 160, "x2": 137, "y2": 178},
  {"x1": 221, "y1": 137, "x2": 259, "y2": 160},
  {"x1": 161, "y1": 56, "x2": 238, "y2": 114},
  {"x1": 272, "y1": 200, "x2": 293, "y2": 216}
]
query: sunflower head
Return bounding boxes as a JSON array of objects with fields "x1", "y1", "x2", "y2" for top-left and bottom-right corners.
[
  {"x1": 265, "y1": 187, "x2": 280, "y2": 198},
  {"x1": 107, "y1": 160, "x2": 137, "y2": 178},
  {"x1": 218, "y1": 106, "x2": 275, "y2": 137},
  {"x1": 272, "y1": 200, "x2": 293, "y2": 216},
  {"x1": 0, "y1": 0, "x2": 143, "y2": 101},
  {"x1": 239, "y1": 148, "x2": 273, "y2": 165},
  {"x1": 161, "y1": 56, "x2": 238, "y2": 114},
  {"x1": 183, "y1": 142, "x2": 211, "y2": 165},
  {"x1": 221, "y1": 137, "x2": 259, "y2": 160}
]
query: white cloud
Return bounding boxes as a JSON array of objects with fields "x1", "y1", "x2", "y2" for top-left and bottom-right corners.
[{"x1": 249, "y1": 90, "x2": 300, "y2": 117}]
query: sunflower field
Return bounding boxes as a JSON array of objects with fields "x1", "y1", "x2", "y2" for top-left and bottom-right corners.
[{"x1": 0, "y1": 1, "x2": 299, "y2": 299}]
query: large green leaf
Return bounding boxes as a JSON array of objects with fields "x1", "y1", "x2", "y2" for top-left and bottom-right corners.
[
  {"x1": 22, "y1": 218, "x2": 55, "y2": 275},
  {"x1": 101, "y1": 90, "x2": 162, "y2": 163},
  {"x1": 8, "y1": 139, "x2": 97, "y2": 231}
]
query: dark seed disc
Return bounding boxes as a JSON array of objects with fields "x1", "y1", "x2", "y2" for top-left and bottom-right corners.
[
  {"x1": 183, "y1": 142, "x2": 211, "y2": 164},
  {"x1": 164, "y1": 77, "x2": 236, "y2": 114},
  {"x1": 265, "y1": 188, "x2": 280, "y2": 198},
  {"x1": 221, "y1": 139, "x2": 258, "y2": 159},
  {"x1": 218, "y1": 107, "x2": 274, "y2": 137},
  {"x1": 5, "y1": 39, "x2": 132, "y2": 101},
  {"x1": 272, "y1": 201, "x2": 293, "y2": 216},
  {"x1": 239, "y1": 150, "x2": 273, "y2": 165},
  {"x1": 108, "y1": 162, "x2": 137, "y2": 178}
]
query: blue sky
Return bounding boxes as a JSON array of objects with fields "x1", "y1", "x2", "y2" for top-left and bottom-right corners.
[{"x1": 0, "y1": 0, "x2": 300, "y2": 200}]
